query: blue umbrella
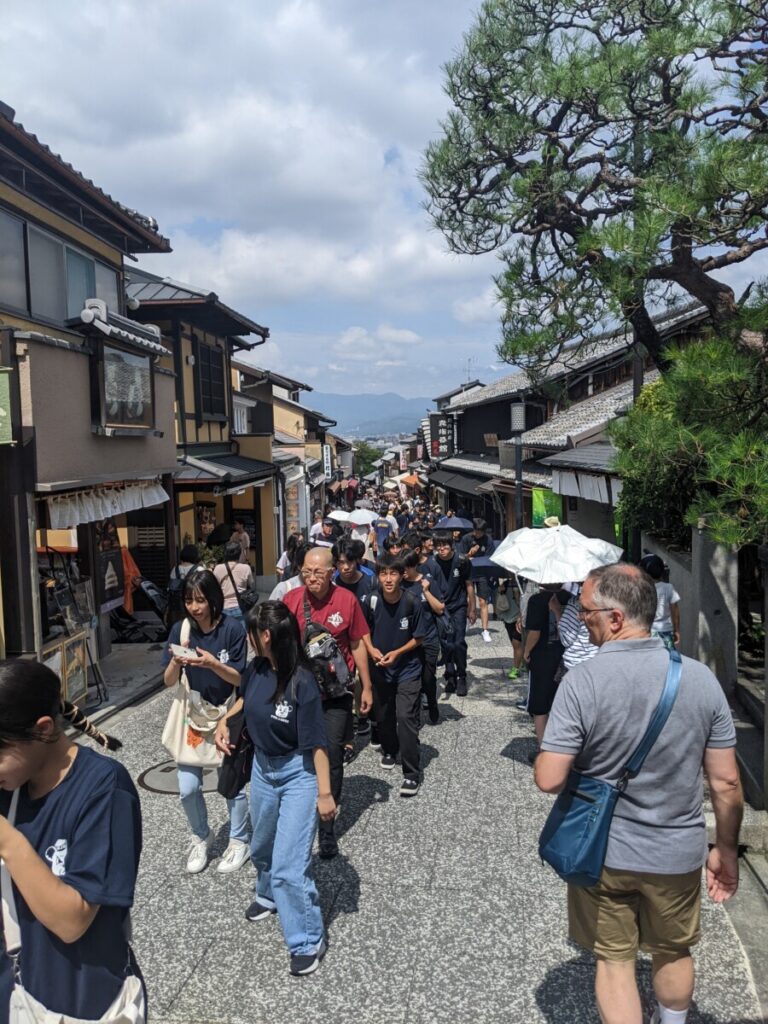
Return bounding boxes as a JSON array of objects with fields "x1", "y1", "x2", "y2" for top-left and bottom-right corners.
[
  {"x1": 468, "y1": 555, "x2": 515, "y2": 580},
  {"x1": 434, "y1": 516, "x2": 474, "y2": 531}
]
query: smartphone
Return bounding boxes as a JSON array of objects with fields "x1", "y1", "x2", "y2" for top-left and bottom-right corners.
[{"x1": 170, "y1": 644, "x2": 203, "y2": 660}]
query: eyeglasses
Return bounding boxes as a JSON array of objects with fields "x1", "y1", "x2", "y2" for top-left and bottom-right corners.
[
  {"x1": 576, "y1": 603, "x2": 618, "y2": 618},
  {"x1": 301, "y1": 569, "x2": 331, "y2": 578}
]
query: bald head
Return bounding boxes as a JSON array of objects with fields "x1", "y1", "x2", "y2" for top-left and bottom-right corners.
[
  {"x1": 305, "y1": 546, "x2": 333, "y2": 570},
  {"x1": 302, "y1": 545, "x2": 334, "y2": 597}
]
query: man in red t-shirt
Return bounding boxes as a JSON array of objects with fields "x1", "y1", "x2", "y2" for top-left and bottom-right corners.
[{"x1": 282, "y1": 546, "x2": 373, "y2": 860}]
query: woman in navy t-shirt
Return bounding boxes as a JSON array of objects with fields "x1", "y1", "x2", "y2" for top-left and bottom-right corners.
[
  {"x1": 162, "y1": 569, "x2": 250, "y2": 875},
  {"x1": 215, "y1": 601, "x2": 333, "y2": 977},
  {"x1": 0, "y1": 660, "x2": 144, "y2": 1022}
]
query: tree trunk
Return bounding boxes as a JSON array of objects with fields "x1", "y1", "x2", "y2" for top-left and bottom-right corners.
[{"x1": 625, "y1": 302, "x2": 671, "y2": 370}]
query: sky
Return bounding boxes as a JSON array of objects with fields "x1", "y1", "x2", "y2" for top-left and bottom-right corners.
[{"x1": 1, "y1": 0, "x2": 508, "y2": 398}]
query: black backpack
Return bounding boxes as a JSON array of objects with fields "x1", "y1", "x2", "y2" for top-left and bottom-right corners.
[
  {"x1": 302, "y1": 598, "x2": 353, "y2": 700},
  {"x1": 168, "y1": 565, "x2": 186, "y2": 614}
]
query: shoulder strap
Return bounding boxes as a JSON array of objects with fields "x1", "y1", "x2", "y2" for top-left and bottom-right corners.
[
  {"x1": 620, "y1": 650, "x2": 682, "y2": 788},
  {"x1": 1, "y1": 790, "x2": 21, "y2": 954},
  {"x1": 302, "y1": 596, "x2": 313, "y2": 631},
  {"x1": 180, "y1": 617, "x2": 191, "y2": 645},
  {"x1": 224, "y1": 560, "x2": 239, "y2": 593}
]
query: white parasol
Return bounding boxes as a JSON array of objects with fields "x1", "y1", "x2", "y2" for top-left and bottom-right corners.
[
  {"x1": 490, "y1": 525, "x2": 624, "y2": 583},
  {"x1": 327, "y1": 510, "x2": 350, "y2": 523},
  {"x1": 348, "y1": 508, "x2": 377, "y2": 526}
]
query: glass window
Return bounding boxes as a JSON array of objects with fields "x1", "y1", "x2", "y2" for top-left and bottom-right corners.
[
  {"x1": 29, "y1": 228, "x2": 66, "y2": 321},
  {"x1": 95, "y1": 262, "x2": 120, "y2": 311},
  {"x1": 0, "y1": 209, "x2": 27, "y2": 310},
  {"x1": 198, "y1": 344, "x2": 226, "y2": 416},
  {"x1": 103, "y1": 344, "x2": 153, "y2": 428},
  {"x1": 66, "y1": 248, "x2": 96, "y2": 318}
]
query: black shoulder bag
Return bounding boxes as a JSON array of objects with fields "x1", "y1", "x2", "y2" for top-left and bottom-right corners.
[{"x1": 225, "y1": 560, "x2": 259, "y2": 615}]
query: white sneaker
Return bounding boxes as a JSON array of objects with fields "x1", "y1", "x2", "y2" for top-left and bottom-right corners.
[
  {"x1": 185, "y1": 829, "x2": 213, "y2": 874},
  {"x1": 482, "y1": 629, "x2": 492, "y2": 643},
  {"x1": 216, "y1": 839, "x2": 251, "y2": 874}
]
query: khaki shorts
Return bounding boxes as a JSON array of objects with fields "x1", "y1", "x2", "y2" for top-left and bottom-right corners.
[{"x1": 568, "y1": 866, "x2": 702, "y2": 961}]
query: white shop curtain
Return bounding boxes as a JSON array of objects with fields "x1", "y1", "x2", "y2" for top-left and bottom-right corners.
[{"x1": 47, "y1": 479, "x2": 170, "y2": 529}]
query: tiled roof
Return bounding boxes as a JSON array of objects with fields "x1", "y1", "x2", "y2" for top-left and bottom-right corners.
[
  {"x1": 540, "y1": 443, "x2": 618, "y2": 473},
  {"x1": 518, "y1": 370, "x2": 660, "y2": 449},
  {"x1": 0, "y1": 102, "x2": 169, "y2": 251},
  {"x1": 273, "y1": 428, "x2": 303, "y2": 445},
  {"x1": 449, "y1": 303, "x2": 706, "y2": 410},
  {"x1": 438, "y1": 455, "x2": 552, "y2": 489},
  {"x1": 432, "y1": 380, "x2": 483, "y2": 403}
]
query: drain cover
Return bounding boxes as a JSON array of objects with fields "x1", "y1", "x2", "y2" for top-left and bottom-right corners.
[{"x1": 138, "y1": 759, "x2": 219, "y2": 795}]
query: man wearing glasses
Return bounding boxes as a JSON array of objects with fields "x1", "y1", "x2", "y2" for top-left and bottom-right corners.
[
  {"x1": 282, "y1": 546, "x2": 374, "y2": 860},
  {"x1": 535, "y1": 564, "x2": 742, "y2": 1024}
]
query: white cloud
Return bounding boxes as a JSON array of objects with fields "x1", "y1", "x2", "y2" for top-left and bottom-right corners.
[{"x1": 452, "y1": 284, "x2": 503, "y2": 325}]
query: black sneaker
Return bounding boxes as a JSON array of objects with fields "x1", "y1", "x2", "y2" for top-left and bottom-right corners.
[
  {"x1": 289, "y1": 938, "x2": 327, "y2": 976},
  {"x1": 400, "y1": 778, "x2": 420, "y2": 798},
  {"x1": 245, "y1": 899, "x2": 276, "y2": 922},
  {"x1": 428, "y1": 704, "x2": 440, "y2": 725},
  {"x1": 356, "y1": 718, "x2": 371, "y2": 736},
  {"x1": 444, "y1": 677, "x2": 456, "y2": 695},
  {"x1": 342, "y1": 745, "x2": 355, "y2": 765},
  {"x1": 318, "y1": 826, "x2": 338, "y2": 860},
  {"x1": 380, "y1": 753, "x2": 396, "y2": 770},
  {"x1": 456, "y1": 677, "x2": 468, "y2": 696}
]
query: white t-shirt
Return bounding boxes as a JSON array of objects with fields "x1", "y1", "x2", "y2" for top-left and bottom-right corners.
[
  {"x1": 276, "y1": 551, "x2": 290, "y2": 571},
  {"x1": 653, "y1": 581, "x2": 680, "y2": 633},
  {"x1": 309, "y1": 521, "x2": 323, "y2": 540}
]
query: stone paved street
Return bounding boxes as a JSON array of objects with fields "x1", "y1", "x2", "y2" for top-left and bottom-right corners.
[{"x1": 90, "y1": 624, "x2": 765, "y2": 1024}]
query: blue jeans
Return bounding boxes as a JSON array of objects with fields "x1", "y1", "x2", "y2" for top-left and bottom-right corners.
[
  {"x1": 222, "y1": 607, "x2": 244, "y2": 619},
  {"x1": 249, "y1": 750, "x2": 323, "y2": 956},
  {"x1": 177, "y1": 765, "x2": 250, "y2": 842}
]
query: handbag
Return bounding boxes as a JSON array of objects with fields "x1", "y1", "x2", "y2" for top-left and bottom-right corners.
[
  {"x1": 161, "y1": 619, "x2": 233, "y2": 767},
  {"x1": 224, "y1": 560, "x2": 259, "y2": 615},
  {"x1": 302, "y1": 598, "x2": 352, "y2": 699},
  {"x1": 217, "y1": 708, "x2": 254, "y2": 799},
  {"x1": 0, "y1": 791, "x2": 146, "y2": 1024},
  {"x1": 538, "y1": 649, "x2": 682, "y2": 887}
]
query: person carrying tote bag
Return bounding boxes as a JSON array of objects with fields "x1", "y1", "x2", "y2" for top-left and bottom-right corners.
[
  {"x1": 0, "y1": 660, "x2": 145, "y2": 1023},
  {"x1": 161, "y1": 569, "x2": 251, "y2": 876}
]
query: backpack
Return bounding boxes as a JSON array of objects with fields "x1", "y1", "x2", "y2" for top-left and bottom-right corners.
[
  {"x1": 167, "y1": 565, "x2": 187, "y2": 614},
  {"x1": 301, "y1": 598, "x2": 353, "y2": 700}
]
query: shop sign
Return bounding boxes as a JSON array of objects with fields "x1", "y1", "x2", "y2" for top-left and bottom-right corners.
[
  {"x1": 429, "y1": 414, "x2": 454, "y2": 458},
  {"x1": 0, "y1": 369, "x2": 12, "y2": 446},
  {"x1": 531, "y1": 488, "x2": 563, "y2": 528},
  {"x1": 399, "y1": 448, "x2": 408, "y2": 471},
  {"x1": 322, "y1": 443, "x2": 332, "y2": 479}
]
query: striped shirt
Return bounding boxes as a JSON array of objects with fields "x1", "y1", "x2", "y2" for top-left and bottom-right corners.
[{"x1": 558, "y1": 599, "x2": 599, "y2": 669}]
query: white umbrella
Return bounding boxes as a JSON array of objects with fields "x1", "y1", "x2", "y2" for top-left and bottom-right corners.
[
  {"x1": 490, "y1": 525, "x2": 624, "y2": 584},
  {"x1": 348, "y1": 508, "x2": 377, "y2": 526},
  {"x1": 327, "y1": 510, "x2": 350, "y2": 523}
]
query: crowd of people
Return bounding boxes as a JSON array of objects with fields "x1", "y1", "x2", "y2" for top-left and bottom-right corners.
[{"x1": 0, "y1": 491, "x2": 744, "y2": 1024}]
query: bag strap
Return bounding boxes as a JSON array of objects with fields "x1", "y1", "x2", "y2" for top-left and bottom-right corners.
[
  {"x1": 302, "y1": 596, "x2": 314, "y2": 636},
  {"x1": 180, "y1": 617, "x2": 191, "y2": 646},
  {"x1": 224, "y1": 560, "x2": 240, "y2": 596},
  {"x1": 619, "y1": 649, "x2": 682, "y2": 790},
  {"x1": 1, "y1": 790, "x2": 21, "y2": 954}
]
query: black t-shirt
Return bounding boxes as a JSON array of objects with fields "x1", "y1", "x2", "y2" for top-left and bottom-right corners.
[
  {"x1": 0, "y1": 747, "x2": 141, "y2": 1021},
  {"x1": 459, "y1": 532, "x2": 492, "y2": 558},
  {"x1": 401, "y1": 578, "x2": 439, "y2": 648},
  {"x1": 431, "y1": 553, "x2": 471, "y2": 611},
  {"x1": 336, "y1": 572, "x2": 379, "y2": 614},
  {"x1": 525, "y1": 591, "x2": 564, "y2": 655},
  {"x1": 162, "y1": 616, "x2": 247, "y2": 705},
  {"x1": 369, "y1": 590, "x2": 428, "y2": 683},
  {"x1": 241, "y1": 658, "x2": 328, "y2": 756}
]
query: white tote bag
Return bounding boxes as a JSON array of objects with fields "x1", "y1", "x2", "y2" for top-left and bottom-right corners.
[
  {"x1": 160, "y1": 619, "x2": 232, "y2": 768},
  {"x1": 0, "y1": 792, "x2": 146, "y2": 1024}
]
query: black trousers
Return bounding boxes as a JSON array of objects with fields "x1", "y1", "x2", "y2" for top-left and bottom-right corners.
[
  {"x1": 320, "y1": 693, "x2": 353, "y2": 833},
  {"x1": 372, "y1": 671, "x2": 421, "y2": 781},
  {"x1": 442, "y1": 606, "x2": 468, "y2": 679},
  {"x1": 421, "y1": 642, "x2": 439, "y2": 710}
]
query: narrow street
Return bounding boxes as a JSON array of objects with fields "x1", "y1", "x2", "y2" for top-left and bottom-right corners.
[{"x1": 90, "y1": 626, "x2": 765, "y2": 1024}]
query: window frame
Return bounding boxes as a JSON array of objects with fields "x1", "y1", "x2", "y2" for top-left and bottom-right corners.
[
  {"x1": 0, "y1": 207, "x2": 30, "y2": 316},
  {"x1": 194, "y1": 335, "x2": 228, "y2": 423},
  {"x1": 90, "y1": 337, "x2": 157, "y2": 436}
]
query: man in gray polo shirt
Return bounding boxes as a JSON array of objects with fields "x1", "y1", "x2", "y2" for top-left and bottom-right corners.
[{"x1": 535, "y1": 564, "x2": 743, "y2": 1024}]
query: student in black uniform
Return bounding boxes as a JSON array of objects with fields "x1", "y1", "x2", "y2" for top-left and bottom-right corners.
[
  {"x1": 402, "y1": 550, "x2": 443, "y2": 723},
  {"x1": 215, "y1": 602, "x2": 334, "y2": 977},
  {"x1": 0, "y1": 660, "x2": 145, "y2": 1023},
  {"x1": 459, "y1": 518, "x2": 496, "y2": 643},
  {"x1": 368, "y1": 554, "x2": 428, "y2": 796},
  {"x1": 162, "y1": 569, "x2": 250, "y2": 875},
  {"x1": 431, "y1": 531, "x2": 476, "y2": 696},
  {"x1": 333, "y1": 537, "x2": 378, "y2": 748}
]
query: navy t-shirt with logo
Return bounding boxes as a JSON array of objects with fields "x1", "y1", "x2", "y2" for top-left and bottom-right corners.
[
  {"x1": 336, "y1": 572, "x2": 379, "y2": 615},
  {"x1": 241, "y1": 657, "x2": 328, "y2": 756},
  {"x1": 369, "y1": 590, "x2": 428, "y2": 684},
  {"x1": 162, "y1": 615, "x2": 247, "y2": 704},
  {"x1": 459, "y1": 532, "x2": 492, "y2": 557},
  {"x1": 431, "y1": 553, "x2": 472, "y2": 611},
  {"x1": 401, "y1": 577, "x2": 440, "y2": 650},
  {"x1": 0, "y1": 746, "x2": 142, "y2": 1022}
]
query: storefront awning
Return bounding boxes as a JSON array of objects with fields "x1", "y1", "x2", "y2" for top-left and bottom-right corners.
[
  {"x1": 47, "y1": 479, "x2": 170, "y2": 529},
  {"x1": 428, "y1": 469, "x2": 484, "y2": 496},
  {"x1": 175, "y1": 452, "x2": 275, "y2": 495}
]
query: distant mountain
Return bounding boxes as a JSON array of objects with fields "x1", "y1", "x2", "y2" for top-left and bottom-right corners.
[{"x1": 308, "y1": 391, "x2": 432, "y2": 439}]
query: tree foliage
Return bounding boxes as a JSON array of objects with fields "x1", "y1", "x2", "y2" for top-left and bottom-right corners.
[
  {"x1": 353, "y1": 440, "x2": 383, "y2": 477},
  {"x1": 422, "y1": 0, "x2": 768, "y2": 371},
  {"x1": 610, "y1": 311, "x2": 768, "y2": 546}
]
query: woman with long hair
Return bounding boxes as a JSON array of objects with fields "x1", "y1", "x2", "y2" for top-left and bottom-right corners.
[
  {"x1": 162, "y1": 568, "x2": 251, "y2": 875},
  {"x1": 215, "y1": 601, "x2": 333, "y2": 977},
  {"x1": 276, "y1": 532, "x2": 303, "y2": 579},
  {"x1": 0, "y1": 660, "x2": 145, "y2": 1021}
]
